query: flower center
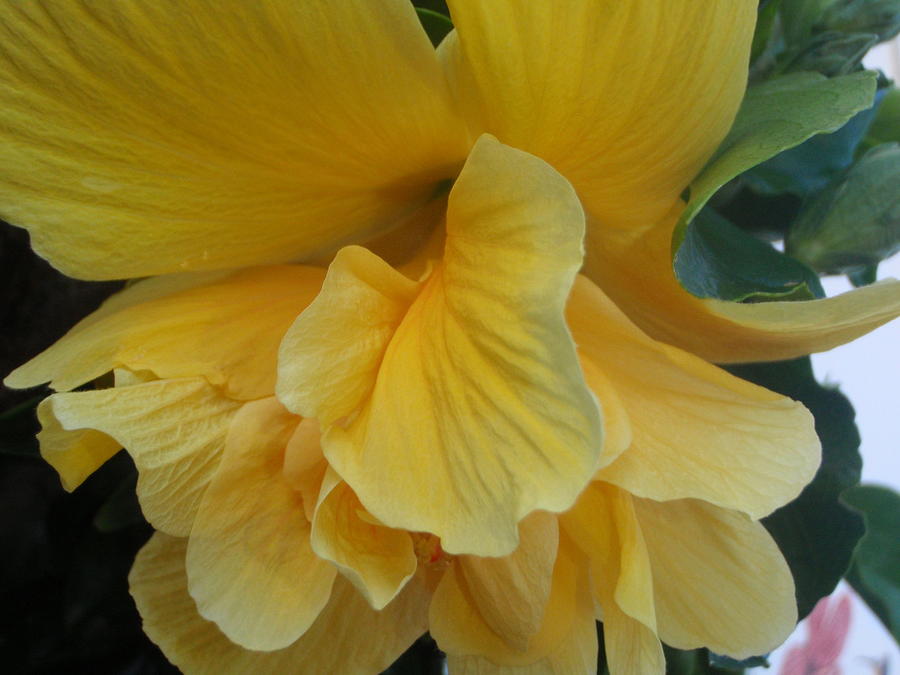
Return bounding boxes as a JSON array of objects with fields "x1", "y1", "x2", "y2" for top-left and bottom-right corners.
[{"x1": 412, "y1": 532, "x2": 453, "y2": 571}]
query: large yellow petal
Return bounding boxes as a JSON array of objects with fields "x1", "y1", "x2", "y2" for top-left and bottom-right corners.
[
  {"x1": 568, "y1": 277, "x2": 821, "y2": 519},
  {"x1": 588, "y1": 212, "x2": 900, "y2": 363},
  {"x1": 0, "y1": 0, "x2": 467, "y2": 280},
  {"x1": 431, "y1": 537, "x2": 596, "y2": 670},
  {"x1": 39, "y1": 376, "x2": 240, "y2": 535},
  {"x1": 311, "y1": 469, "x2": 417, "y2": 611},
  {"x1": 130, "y1": 533, "x2": 430, "y2": 674},
  {"x1": 6, "y1": 266, "x2": 324, "y2": 400},
  {"x1": 282, "y1": 418, "x2": 328, "y2": 522},
  {"x1": 633, "y1": 497, "x2": 797, "y2": 658},
  {"x1": 186, "y1": 397, "x2": 336, "y2": 651},
  {"x1": 442, "y1": 0, "x2": 755, "y2": 233},
  {"x1": 458, "y1": 511, "x2": 559, "y2": 652},
  {"x1": 280, "y1": 136, "x2": 602, "y2": 556}
]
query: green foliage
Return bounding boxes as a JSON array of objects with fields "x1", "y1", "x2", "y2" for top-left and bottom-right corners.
[
  {"x1": 843, "y1": 485, "x2": 900, "y2": 643},
  {"x1": 415, "y1": 7, "x2": 453, "y2": 47},
  {"x1": 787, "y1": 142, "x2": 900, "y2": 273},
  {"x1": 674, "y1": 71, "x2": 875, "y2": 253},
  {"x1": 675, "y1": 207, "x2": 824, "y2": 302},
  {"x1": 727, "y1": 358, "x2": 865, "y2": 621}
]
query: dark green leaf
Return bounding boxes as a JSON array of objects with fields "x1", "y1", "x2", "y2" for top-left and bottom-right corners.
[
  {"x1": 781, "y1": 31, "x2": 877, "y2": 77},
  {"x1": 842, "y1": 484, "x2": 900, "y2": 642},
  {"x1": 674, "y1": 207, "x2": 824, "y2": 301},
  {"x1": 822, "y1": 0, "x2": 900, "y2": 41},
  {"x1": 746, "y1": 85, "x2": 888, "y2": 196},
  {"x1": 780, "y1": 0, "x2": 833, "y2": 45},
  {"x1": 675, "y1": 71, "x2": 876, "y2": 249},
  {"x1": 415, "y1": 7, "x2": 453, "y2": 47},
  {"x1": 848, "y1": 263, "x2": 879, "y2": 286},
  {"x1": 709, "y1": 653, "x2": 769, "y2": 671},
  {"x1": 863, "y1": 86, "x2": 900, "y2": 149},
  {"x1": 787, "y1": 142, "x2": 900, "y2": 273},
  {"x1": 727, "y1": 358, "x2": 864, "y2": 619}
]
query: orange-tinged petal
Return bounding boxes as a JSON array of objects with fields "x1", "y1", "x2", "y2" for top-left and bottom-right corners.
[
  {"x1": 633, "y1": 497, "x2": 797, "y2": 658},
  {"x1": 277, "y1": 247, "x2": 420, "y2": 427},
  {"x1": 431, "y1": 537, "x2": 596, "y2": 670},
  {"x1": 588, "y1": 212, "x2": 900, "y2": 363},
  {"x1": 39, "y1": 377, "x2": 240, "y2": 535},
  {"x1": 459, "y1": 511, "x2": 559, "y2": 652},
  {"x1": 0, "y1": 0, "x2": 468, "y2": 279},
  {"x1": 130, "y1": 533, "x2": 430, "y2": 674},
  {"x1": 5, "y1": 266, "x2": 325, "y2": 400},
  {"x1": 442, "y1": 0, "x2": 755, "y2": 233},
  {"x1": 568, "y1": 277, "x2": 821, "y2": 519},
  {"x1": 311, "y1": 469, "x2": 417, "y2": 611},
  {"x1": 186, "y1": 397, "x2": 336, "y2": 651},
  {"x1": 280, "y1": 136, "x2": 602, "y2": 556}
]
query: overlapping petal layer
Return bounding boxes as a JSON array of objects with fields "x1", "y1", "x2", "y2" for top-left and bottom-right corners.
[
  {"x1": 567, "y1": 277, "x2": 821, "y2": 519},
  {"x1": 588, "y1": 212, "x2": 900, "y2": 363},
  {"x1": 130, "y1": 533, "x2": 430, "y2": 674},
  {"x1": 441, "y1": 0, "x2": 756, "y2": 233},
  {"x1": 278, "y1": 136, "x2": 603, "y2": 556},
  {"x1": 38, "y1": 376, "x2": 241, "y2": 535},
  {"x1": 0, "y1": 0, "x2": 468, "y2": 279},
  {"x1": 6, "y1": 266, "x2": 325, "y2": 399},
  {"x1": 186, "y1": 397, "x2": 336, "y2": 651},
  {"x1": 431, "y1": 537, "x2": 597, "y2": 671}
]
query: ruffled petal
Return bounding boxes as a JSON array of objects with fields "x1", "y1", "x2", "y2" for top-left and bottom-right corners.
[
  {"x1": 311, "y1": 469, "x2": 417, "y2": 611},
  {"x1": 282, "y1": 418, "x2": 328, "y2": 522},
  {"x1": 442, "y1": 0, "x2": 755, "y2": 232},
  {"x1": 279, "y1": 136, "x2": 602, "y2": 556},
  {"x1": 633, "y1": 497, "x2": 797, "y2": 658},
  {"x1": 431, "y1": 538, "x2": 596, "y2": 670},
  {"x1": 186, "y1": 397, "x2": 336, "y2": 651},
  {"x1": 588, "y1": 212, "x2": 900, "y2": 363},
  {"x1": 458, "y1": 511, "x2": 558, "y2": 651},
  {"x1": 568, "y1": 277, "x2": 821, "y2": 519},
  {"x1": 6, "y1": 266, "x2": 325, "y2": 400},
  {"x1": 39, "y1": 376, "x2": 240, "y2": 534},
  {"x1": 0, "y1": 0, "x2": 468, "y2": 279},
  {"x1": 130, "y1": 533, "x2": 430, "y2": 674}
]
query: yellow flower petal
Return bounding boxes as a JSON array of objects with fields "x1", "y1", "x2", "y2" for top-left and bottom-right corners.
[
  {"x1": 633, "y1": 497, "x2": 797, "y2": 658},
  {"x1": 40, "y1": 377, "x2": 240, "y2": 535},
  {"x1": 280, "y1": 136, "x2": 602, "y2": 556},
  {"x1": 431, "y1": 538, "x2": 596, "y2": 670},
  {"x1": 561, "y1": 483, "x2": 656, "y2": 633},
  {"x1": 130, "y1": 533, "x2": 430, "y2": 674},
  {"x1": 311, "y1": 469, "x2": 417, "y2": 611},
  {"x1": 277, "y1": 247, "x2": 420, "y2": 427},
  {"x1": 599, "y1": 601, "x2": 665, "y2": 675},
  {"x1": 588, "y1": 213, "x2": 900, "y2": 363},
  {"x1": 36, "y1": 398, "x2": 120, "y2": 491},
  {"x1": 442, "y1": 0, "x2": 755, "y2": 232},
  {"x1": 459, "y1": 511, "x2": 559, "y2": 652},
  {"x1": 0, "y1": 0, "x2": 468, "y2": 279},
  {"x1": 568, "y1": 277, "x2": 821, "y2": 519},
  {"x1": 186, "y1": 397, "x2": 336, "y2": 651},
  {"x1": 5, "y1": 266, "x2": 325, "y2": 400},
  {"x1": 283, "y1": 418, "x2": 328, "y2": 522}
]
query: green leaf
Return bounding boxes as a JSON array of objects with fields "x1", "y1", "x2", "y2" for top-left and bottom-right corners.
[
  {"x1": 415, "y1": 7, "x2": 453, "y2": 47},
  {"x1": 751, "y1": 0, "x2": 782, "y2": 64},
  {"x1": 781, "y1": 31, "x2": 877, "y2": 77},
  {"x1": 822, "y1": 0, "x2": 900, "y2": 41},
  {"x1": 726, "y1": 358, "x2": 864, "y2": 619},
  {"x1": 787, "y1": 142, "x2": 900, "y2": 273},
  {"x1": 842, "y1": 484, "x2": 900, "y2": 642},
  {"x1": 674, "y1": 71, "x2": 876, "y2": 249},
  {"x1": 863, "y1": 87, "x2": 900, "y2": 149},
  {"x1": 746, "y1": 84, "x2": 888, "y2": 196},
  {"x1": 780, "y1": 0, "x2": 834, "y2": 45},
  {"x1": 674, "y1": 207, "x2": 824, "y2": 301},
  {"x1": 709, "y1": 653, "x2": 770, "y2": 671}
]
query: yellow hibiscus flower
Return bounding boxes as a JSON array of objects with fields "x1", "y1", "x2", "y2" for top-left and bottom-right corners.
[{"x1": 1, "y1": 1, "x2": 897, "y2": 673}]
